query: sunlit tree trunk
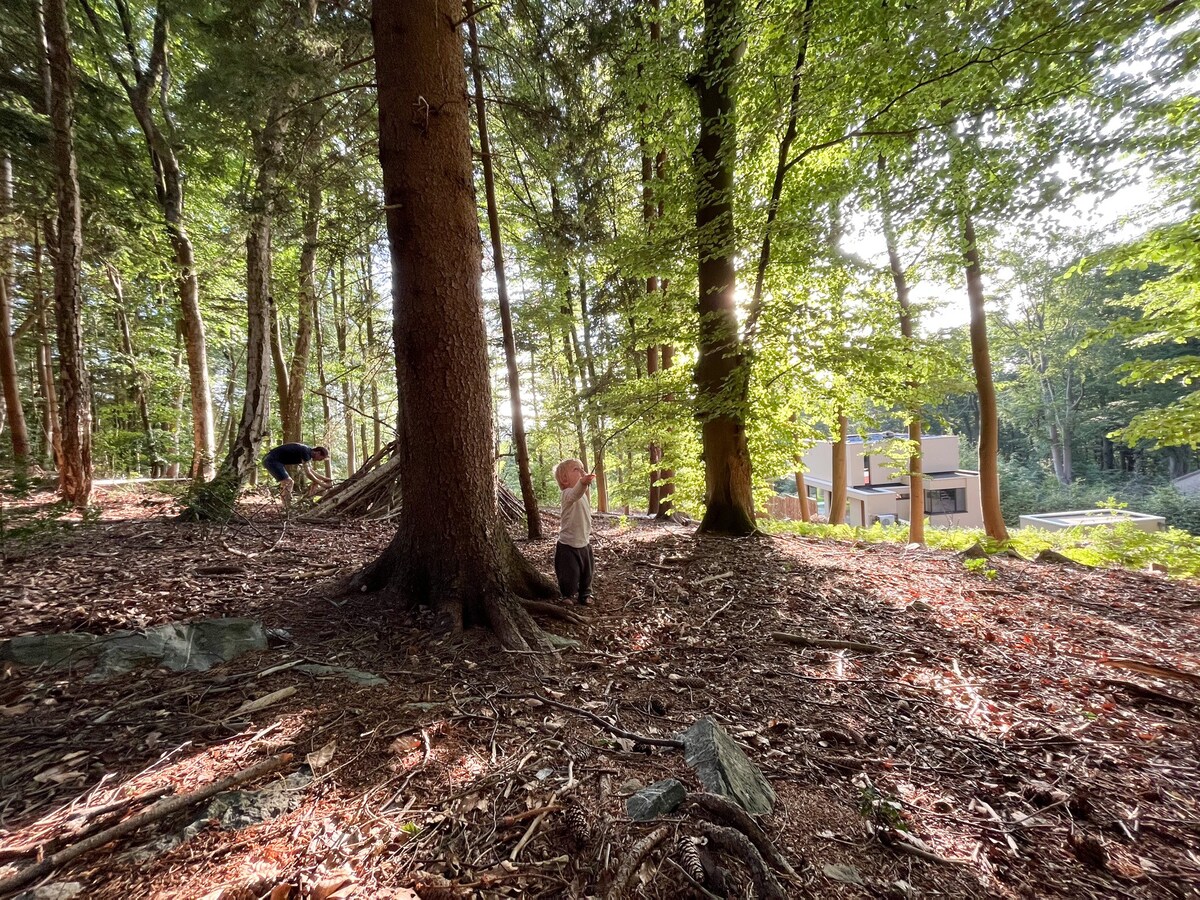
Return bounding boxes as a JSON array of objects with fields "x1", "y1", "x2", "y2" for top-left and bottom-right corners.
[
  {"x1": 693, "y1": 0, "x2": 755, "y2": 535},
  {"x1": 357, "y1": 0, "x2": 557, "y2": 653},
  {"x1": 467, "y1": 4, "x2": 541, "y2": 538},
  {"x1": 45, "y1": 0, "x2": 91, "y2": 506},
  {"x1": 335, "y1": 263, "x2": 356, "y2": 476},
  {"x1": 961, "y1": 207, "x2": 1009, "y2": 541},
  {"x1": 879, "y1": 157, "x2": 924, "y2": 544},
  {"x1": 829, "y1": 413, "x2": 847, "y2": 525}
]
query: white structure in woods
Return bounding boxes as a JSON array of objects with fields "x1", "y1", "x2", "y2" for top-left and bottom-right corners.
[
  {"x1": 1018, "y1": 509, "x2": 1166, "y2": 532},
  {"x1": 1172, "y1": 470, "x2": 1200, "y2": 496},
  {"x1": 799, "y1": 433, "x2": 984, "y2": 529}
]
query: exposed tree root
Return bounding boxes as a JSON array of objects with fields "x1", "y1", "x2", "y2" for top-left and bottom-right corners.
[
  {"x1": 685, "y1": 792, "x2": 798, "y2": 878},
  {"x1": 605, "y1": 825, "x2": 670, "y2": 900},
  {"x1": 698, "y1": 823, "x2": 788, "y2": 900}
]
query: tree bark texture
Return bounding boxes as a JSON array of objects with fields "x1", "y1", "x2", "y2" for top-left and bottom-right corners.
[
  {"x1": 46, "y1": 0, "x2": 91, "y2": 507},
  {"x1": 361, "y1": 0, "x2": 557, "y2": 653},
  {"x1": 693, "y1": 0, "x2": 755, "y2": 535},
  {"x1": 0, "y1": 155, "x2": 30, "y2": 465},
  {"x1": 879, "y1": 159, "x2": 923, "y2": 544},
  {"x1": 32, "y1": 223, "x2": 61, "y2": 469},
  {"x1": 467, "y1": 5, "x2": 541, "y2": 539},
  {"x1": 829, "y1": 413, "x2": 847, "y2": 525},
  {"x1": 962, "y1": 208, "x2": 1009, "y2": 541}
]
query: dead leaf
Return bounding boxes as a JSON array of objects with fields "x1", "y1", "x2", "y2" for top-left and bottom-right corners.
[
  {"x1": 305, "y1": 740, "x2": 337, "y2": 771},
  {"x1": 0, "y1": 703, "x2": 33, "y2": 717},
  {"x1": 310, "y1": 870, "x2": 355, "y2": 900}
]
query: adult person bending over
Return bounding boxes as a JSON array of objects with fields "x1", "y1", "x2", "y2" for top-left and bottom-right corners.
[{"x1": 263, "y1": 442, "x2": 332, "y2": 505}]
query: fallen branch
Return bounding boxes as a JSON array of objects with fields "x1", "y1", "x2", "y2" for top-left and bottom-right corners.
[
  {"x1": 685, "y1": 793, "x2": 797, "y2": 878},
  {"x1": 665, "y1": 856, "x2": 723, "y2": 900},
  {"x1": 1102, "y1": 678, "x2": 1198, "y2": 710},
  {"x1": 0, "y1": 753, "x2": 294, "y2": 897},
  {"x1": 498, "y1": 693, "x2": 684, "y2": 750},
  {"x1": 770, "y1": 632, "x2": 885, "y2": 653},
  {"x1": 1097, "y1": 657, "x2": 1200, "y2": 689},
  {"x1": 605, "y1": 826, "x2": 670, "y2": 900},
  {"x1": 693, "y1": 571, "x2": 735, "y2": 587}
]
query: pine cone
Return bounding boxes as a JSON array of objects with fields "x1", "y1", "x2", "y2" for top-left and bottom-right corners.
[
  {"x1": 676, "y1": 837, "x2": 705, "y2": 884},
  {"x1": 563, "y1": 805, "x2": 592, "y2": 845}
]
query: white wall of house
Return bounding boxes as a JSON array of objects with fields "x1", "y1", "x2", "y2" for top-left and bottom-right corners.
[{"x1": 802, "y1": 433, "x2": 963, "y2": 486}]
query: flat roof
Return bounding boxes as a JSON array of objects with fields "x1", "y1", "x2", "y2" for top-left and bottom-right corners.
[{"x1": 1021, "y1": 509, "x2": 1163, "y2": 526}]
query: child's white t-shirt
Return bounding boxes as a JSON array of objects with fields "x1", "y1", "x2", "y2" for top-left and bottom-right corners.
[{"x1": 558, "y1": 480, "x2": 591, "y2": 547}]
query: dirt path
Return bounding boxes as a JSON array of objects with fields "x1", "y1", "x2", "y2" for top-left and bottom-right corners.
[{"x1": 1, "y1": 492, "x2": 1198, "y2": 898}]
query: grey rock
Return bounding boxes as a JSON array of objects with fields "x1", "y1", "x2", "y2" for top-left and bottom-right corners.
[
  {"x1": 822, "y1": 862, "x2": 863, "y2": 885},
  {"x1": 625, "y1": 778, "x2": 686, "y2": 821},
  {"x1": 294, "y1": 663, "x2": 386, "y2": 686},
  {"x1": 0, "y1": 618, "x2": 268, "y2": 680},
  {"x1": 679, "y1": 717, "x2": 776, "y2": 815}
]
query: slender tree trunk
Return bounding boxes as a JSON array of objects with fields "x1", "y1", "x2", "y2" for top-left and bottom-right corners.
[
  {"x1": 794, "y1": 467, "x2": 810, "y2": 522},
  {"x1": 879, "y1": 157, "x2": 923, "y2": 544},
  {"x1": 45, "y1": 0, "x2": 91, "y2": 506},
  {"x1": 657, "y1": 342, "x2": 675, "y2": 517},
  {"x1": 106, "y1": 265, "x2": 154, "y2": 466},
  {"x1": 33, "y1": 224, "x2": 61, "y2": 470},
  {"x1": 269, "y1": 297, "x2": 289, "y2": 434},
  {"x1": 359, "y1": 0, "x2": 556, "y2": 653},
  {"x1": 366, "y1": 313, "x2": 382, "y2": 455},
  {"x1": 1060, "y1": 422, "x2": 1073, "y2": 484},
  {"x1": 313, "y1": 298, "x2": 334, "y2": 480},
  {"x1": 335, "y1": 263, "x2": 356, "y2": 476},
  {"x1": 280, "y1": 182, "x2": 320, "y2": 444},
  {"x1": 962, "y1": 207, "x2": 1009, "y2": 541},
  {"x1": 467, "y1": 4, "x2": 541, "y2": 538},
  {"x1": 693, "y1": 0, "x2": 755, "y2": 535},
  {"x1": 646, "y1": 345, "x2": 660, "y2": 515},
  {"x1": 575, "y1": 272, "x2": 608, "y2": 513},
  {"x1": 0, "y1": 155, "x2": 30, "y2": 465},
  {"x1": 829, "y1": 413, "x2": 847, "y2": 525},
  {"x1": 745, "y1": 0, "x2": 815, "y2": 341}
]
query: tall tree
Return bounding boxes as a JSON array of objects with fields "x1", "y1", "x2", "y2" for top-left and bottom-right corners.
[
  {"x1": 467, "y1": 2, "x2": 540, "y2": 539},
  {"x1": 693, "y1": 0, "x2": 756, "y2": 535},
  {"x1": 44, "y1": 0, "x2": 91, "y2": 506},
  {"x1": 79, "y1": 0, "x2": 216, "y2": 480},
  {"x1": 0, "y1": 154, "x2": 30, "y2": 466},
  {"x1": 356, "y1": 0, "x2": 557, "y2": 652}
]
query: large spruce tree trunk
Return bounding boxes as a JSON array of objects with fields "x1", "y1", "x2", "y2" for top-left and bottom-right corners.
[
  {"x1": 467, "y1": 5, "x2": 541, "y2": 539},
  {"x1": 0, "y1": 155, "x2": 30, "y2": 466},
  {"x1": 879, "y1": 160, "x2": 924, "y2": 544},
  {"x1": 45, "y1": 0, "x2": 91, "y2": 507},
  {"x1": 693, "y1": 0, "x2": 755, "y2": 535},
  {"x1": 360, "y1": 0, "x2": 557, "y2": 653},
  {"x1": 962, "y1": 208, "x2": 1009, "y2": 541}
]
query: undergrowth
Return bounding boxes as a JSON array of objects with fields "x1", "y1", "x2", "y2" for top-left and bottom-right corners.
[{"x1": 760, "y1": 518, "x2": 1200, "y2": 579}]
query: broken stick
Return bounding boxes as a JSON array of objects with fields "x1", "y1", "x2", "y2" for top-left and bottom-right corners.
[{"x1": 0, "y1": 753, "x2": 294, "y2": 897}]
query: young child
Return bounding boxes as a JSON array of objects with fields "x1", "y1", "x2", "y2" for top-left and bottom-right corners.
[{"x1": 554, "y1": 458, "x2": 596, "y2": 605}]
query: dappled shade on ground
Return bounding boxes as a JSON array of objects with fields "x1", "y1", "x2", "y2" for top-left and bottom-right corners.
[{"x1": 1, "y1": 487, "x2": 1199, "y2": 897}]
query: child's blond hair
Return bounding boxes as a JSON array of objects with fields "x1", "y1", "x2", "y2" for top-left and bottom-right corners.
[{"x1": 554, "y1": 458, "x2": 583, "y2": 488}]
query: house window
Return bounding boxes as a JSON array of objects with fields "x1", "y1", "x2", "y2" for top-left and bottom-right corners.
[{"x1": 925, "y1": 487, "x2": 967, "y2": 515}]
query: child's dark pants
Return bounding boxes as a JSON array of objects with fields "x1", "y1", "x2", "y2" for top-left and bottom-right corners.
[{"x1": 554, "y1": 542, "x2": 593, "y2": 603}]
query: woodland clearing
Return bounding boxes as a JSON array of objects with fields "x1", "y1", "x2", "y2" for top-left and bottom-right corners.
[{"x1": 0, "y1": 486, "x2": 1198, "y2": 898}]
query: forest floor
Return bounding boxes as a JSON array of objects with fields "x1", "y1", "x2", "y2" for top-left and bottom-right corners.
[{"x1": 1, "y1": 483, "x2": 1199, "y2": 899}]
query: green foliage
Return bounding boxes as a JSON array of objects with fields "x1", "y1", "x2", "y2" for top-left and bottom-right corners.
[{"x1": 762, "y1": 517, "x2": 1200, "y2": 580}]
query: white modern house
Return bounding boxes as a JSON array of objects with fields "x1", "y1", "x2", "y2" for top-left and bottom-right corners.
[{"x1": 797, "y1": 432, "x2": 984, "y2": 529}]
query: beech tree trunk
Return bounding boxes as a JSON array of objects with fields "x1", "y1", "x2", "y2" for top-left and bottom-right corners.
[
  {"x1": 45, "y1": 0, "x2": 91, "y2": 507},
  {"x1": 656, "y1": 342, "x2": 675, "y2": 517},
  {"x1": 81, "y1": 1, "x2": 216, "y2": 480},
  {"x1": 962, "y1": 208, "x2": 1009, "y2": 541},
  {"x1": 33, "y1": 223, "x2": 61, "y2": 470},
  {"x1": 879, "y1": 158, "x2": 923, "y2": 544},
  {"x1": 467, "y1": 5, "x2": 541, "y2": 539},
  {"x1": 0, "y1": 155, "x2": 30, "y2": 466},
  {"x1": 190, "y1": 114, "x2": 284, "y2": 516},
  {"x1": 358, "y1": 0, "x2": 557, "y2": 653},
  {"x1": 693, "y1": 0, "x2": 755, "y2": 535},
  {"x1": 829, "y1": 413, "x2": 847, "y2": 525}
]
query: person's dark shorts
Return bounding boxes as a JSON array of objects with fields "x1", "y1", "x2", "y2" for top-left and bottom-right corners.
[{"x1": 263, "y1": 453, "x2": 290, "y2": 482}]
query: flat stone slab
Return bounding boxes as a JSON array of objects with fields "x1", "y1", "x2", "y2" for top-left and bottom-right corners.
[
  {"x1": 0, "y1": 618, "x2": 268, "y2": 680},
  {"x1": 679, "y1": 717, "x2": 776, "y2": 815},
  {"x1": 294, "y1": 663, "x2": 387, "y2": 686},
  {"x1": 626, "y1": 778, "x2": 687, "y2": 821}
]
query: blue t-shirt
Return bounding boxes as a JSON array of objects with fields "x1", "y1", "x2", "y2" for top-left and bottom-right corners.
[{"x1": 266, "y1": 443, "x2": 313, "y2": 465}]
